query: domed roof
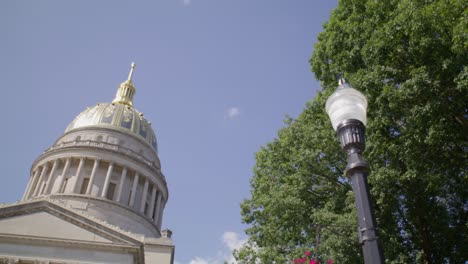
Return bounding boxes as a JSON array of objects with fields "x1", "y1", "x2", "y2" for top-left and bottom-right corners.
[
  {"x1": 65, "y1": 63, "x2": 158, "y2": 152},
  {"x1": 65, "y1": 103, "x2": 158, "y2": 151}
]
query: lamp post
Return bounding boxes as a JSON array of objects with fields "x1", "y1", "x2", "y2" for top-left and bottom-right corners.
[{"x1": 325, "y1": 79, "x2": 385, "y2": 263}]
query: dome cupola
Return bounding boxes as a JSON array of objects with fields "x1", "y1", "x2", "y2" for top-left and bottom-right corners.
[
  {"x1": 113, "y1": 62, "x2": 136, "y2": 106},
  {"x1": 65, "y1": 63, "x2": 158, "y2": 152}
]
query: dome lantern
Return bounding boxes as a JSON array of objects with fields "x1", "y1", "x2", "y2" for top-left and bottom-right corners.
[{"x1": 113, "y1": 62, "x2": 136, "y2": 106}]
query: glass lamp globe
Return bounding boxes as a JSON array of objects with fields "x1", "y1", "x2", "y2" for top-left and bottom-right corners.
[{"x1": 325, "y1": 80, "x2": 368, "y2": 131}]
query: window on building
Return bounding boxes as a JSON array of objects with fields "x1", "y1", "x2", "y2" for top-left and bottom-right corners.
[
  {"x1": 144, "y1": 202, "x2": 149, "y2": 215},
  {"x1": 152, "y1": 193, "x2": 159, "y2": 220},
  {"x1": 80, "y1": 178, "x2": 90, "y2": 194},
  {"x1": 106, "y1": 182, "x2": 117, "y2": 200}
]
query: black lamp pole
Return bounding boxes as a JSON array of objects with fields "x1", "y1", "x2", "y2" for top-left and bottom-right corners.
[
  {"x1": 336, "y1": 119, "x2": 384, "y2": 263},
  {"x1": 326, "y1": 80, "x2": 385, "y2": 263}
]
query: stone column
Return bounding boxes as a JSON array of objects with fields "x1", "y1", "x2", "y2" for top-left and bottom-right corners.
[
  {"x1": 22, "y1": 174, "x2": 33, "y2": 200},
  {"x1": 116, "y1": 167, "x2": 127, "y2": 203},
  {"x1": 44, "y1": 160, "x2": 59, "y2": 194},
  {"x1": 57, "y1": 158, "x2": 71, "y2": 193},
  {"x1": 148, "y1": 185, "x2": 157, "y2": 219},
  {"x1": 72, "y1": 157, "x2": 86, "y2": 193},
  {"x1": 158, "y1": 202, "x2": 165, "y2": 228},
  {"x1": 86, "y1": 159, "x2": 100, "y2": 194},
  {"x1": 33, "y1": 163, "x2": 49, "y2": 197},
  {"x1": 23, "y1": 168, "x2": 40, "y2": 200},
  {"x1": 129, "y1": 173, "x2": 139, "y2": 207},
  {"x1": 154, "y1": 193, "x2": 162, "y2": 225},
  {"x1": 101, "y1": 162, "x2": 115, "y2": 198},
  {"x1": 140, "y1": 178, "x2": 149, "y2": 213}
]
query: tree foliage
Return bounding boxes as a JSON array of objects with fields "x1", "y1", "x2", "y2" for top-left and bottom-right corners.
[{"x1": 236, "y1": 0, "x2": 467, "y2": 263}]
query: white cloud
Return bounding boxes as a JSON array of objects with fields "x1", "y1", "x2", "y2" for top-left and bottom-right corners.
[
  {"x1": 183, "y1": 0, "x2": 192, "y2": 6},
  {"x1": 223, "y1": 231, "x2": 247, "y2": 264},
  {"x1": 189, "y1": 257, "x2": 210, "y2": 264},
  {"x1": 189, "y1": 256, "x2": 224, "y2": 264},
  {"x1": 223, "y1": 231, "x2": 247, "y2": 252},
  {"x1": 187, "y1": 232, "x2": 247, "y2": 264},
  {"x1": 224, "y1": 107, "x2": 241, "y2": 119}
]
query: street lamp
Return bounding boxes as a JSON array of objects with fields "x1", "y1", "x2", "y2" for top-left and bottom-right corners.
[{"x1": 326, "y1": 79, "x2": 385, "y2": 263}]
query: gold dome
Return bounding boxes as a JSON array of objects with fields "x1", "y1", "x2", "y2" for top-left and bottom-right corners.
[
  {"x1": 65, "y1": 103, "x2": 158, "y2": 151},
  {"x1": 65, "y1": 63, "x2": 157, "y2": 151}
]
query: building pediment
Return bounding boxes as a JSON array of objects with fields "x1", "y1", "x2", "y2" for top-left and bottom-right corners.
[
  {"x1": 0, "y1": 200, "x2": 145, "y2": 263},
  {"x1": 0, "y1": 199, "x2": 142, "y2": 245}
]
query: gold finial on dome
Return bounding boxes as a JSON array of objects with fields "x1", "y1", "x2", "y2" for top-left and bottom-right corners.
[{"x1": 113, "y1": 62, "x2": 137, "y2": 106}]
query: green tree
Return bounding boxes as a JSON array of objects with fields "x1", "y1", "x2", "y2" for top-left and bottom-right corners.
[{"x1": 236, "y1": 0, "x2": 467, "y2": 263}]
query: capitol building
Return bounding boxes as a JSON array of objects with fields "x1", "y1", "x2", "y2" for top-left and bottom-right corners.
[{"x1": 0, "y1": 64, "x2": 175, "y2": 264}]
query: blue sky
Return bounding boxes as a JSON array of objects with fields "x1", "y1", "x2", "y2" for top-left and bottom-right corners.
[{"x1": 0, "y1": 1, "x2": 337, "y2": 263}]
